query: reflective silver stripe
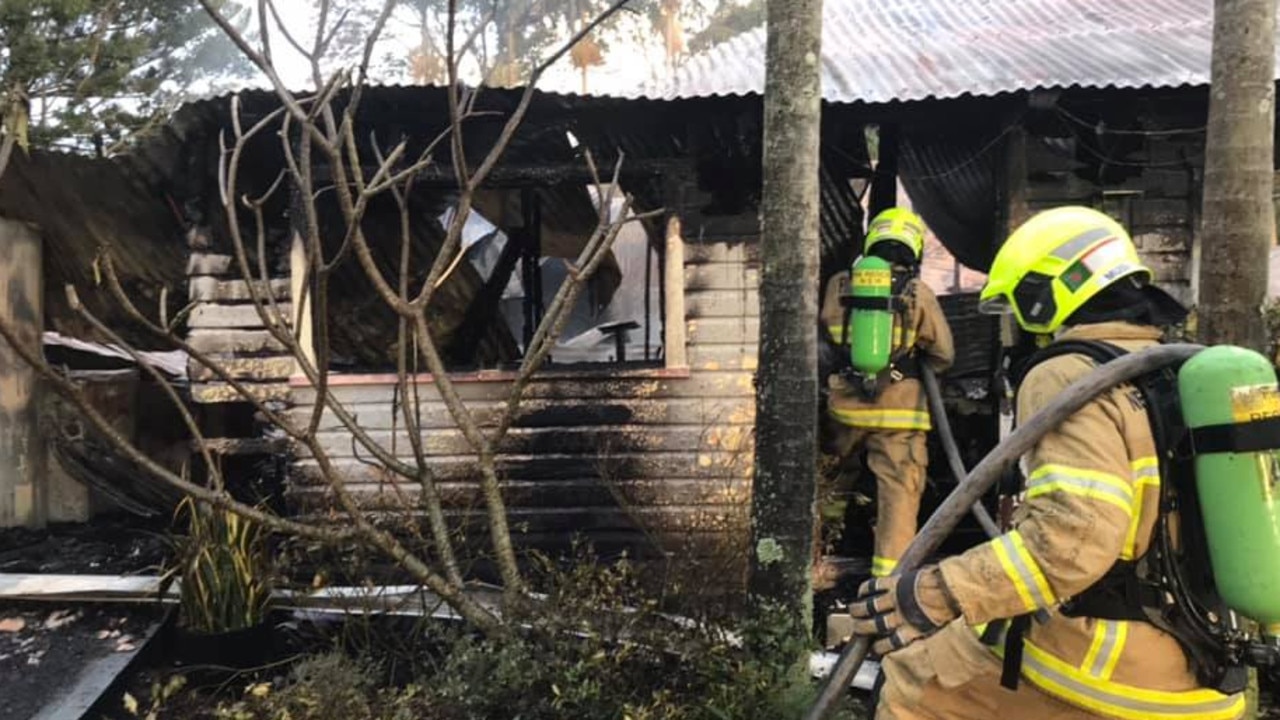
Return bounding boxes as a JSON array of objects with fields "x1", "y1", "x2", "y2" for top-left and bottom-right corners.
[
  {"x1": 1026, "y1": 472, "x2": 1134, "y2": 509},
  {"x1": 1051, "y1": 227, "x2": 1114, "y2": 261},
  {"x1": 1087, "y1": 621, "x2": 1120, "y2": 678},
  {"x1": 998, "y1": 535, "x2": 1053, "y2": 609},
  {"x1": 1023, "y1": 650, "x2": 1242, "y2": 718},
  {"x1": 1132, "y1": 465, "x2": 1160, "y2": 481}
]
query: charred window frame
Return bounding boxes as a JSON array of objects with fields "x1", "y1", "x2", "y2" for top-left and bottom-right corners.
[{"x1": 498, "y1": 185, "x2": 667, "y2": 370}]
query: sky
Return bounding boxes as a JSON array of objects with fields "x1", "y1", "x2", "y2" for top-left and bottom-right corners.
[{"x1": 206, "y1": 0, "x2": 674, "y2": 99}]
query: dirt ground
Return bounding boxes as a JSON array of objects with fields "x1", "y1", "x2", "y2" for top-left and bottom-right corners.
[{"x1": 0, "y1": 515, "x2": 168, "y2": 576}]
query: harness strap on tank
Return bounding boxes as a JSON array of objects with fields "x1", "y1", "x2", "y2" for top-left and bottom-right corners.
[{"x1": 1189, "y1": 417, "x2": 1280, "y2": 454}]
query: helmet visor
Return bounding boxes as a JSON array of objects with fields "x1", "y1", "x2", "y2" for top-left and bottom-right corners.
[{"x1": 978, "y1": 295, "x2": 1013, "y2": 316}]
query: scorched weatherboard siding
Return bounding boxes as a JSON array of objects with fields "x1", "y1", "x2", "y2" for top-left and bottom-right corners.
[{"x1": 287, "y1": 232, "x2": 760, "y2": 563}]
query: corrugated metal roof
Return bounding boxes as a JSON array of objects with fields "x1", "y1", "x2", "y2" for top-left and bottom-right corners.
[{"x1": 644, "y1": 0, "x2": 1258, "y2": 104}]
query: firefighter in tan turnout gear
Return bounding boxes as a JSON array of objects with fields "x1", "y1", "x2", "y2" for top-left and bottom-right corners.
[
  {"x1": 848, "y1": 206, "x2": 1246, "y2": 720},
  {"x1": 820, "y1": 208, "x2": 955, "y2": 583}
]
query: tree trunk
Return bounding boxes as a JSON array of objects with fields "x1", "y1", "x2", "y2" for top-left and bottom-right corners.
[
  {"x1": 1198, "y1": 0, "x2": 1276, "y2": 350},
  {"x1": 1200, "y1": 3, "x2": 1276, "y2": 715},
  {"x1": 748, "y1": 0, "x2": 823, "y2": 636}
]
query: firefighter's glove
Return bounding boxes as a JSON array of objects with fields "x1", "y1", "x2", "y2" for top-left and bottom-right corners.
[{"x1": 848, "y1": 567, "x2": 961, "y2": 657}]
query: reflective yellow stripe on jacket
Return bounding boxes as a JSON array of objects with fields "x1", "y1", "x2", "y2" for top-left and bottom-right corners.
[
  {"x1": 1019, "y1": 640, "x2": 1244, "y2": 720},
  {"x1": 1081, "y1": 619, "x2": 1127, "y2": 681},
  {"x1": 827, "y1": 326, "x2": 915, "y2": 353},
  {"x1": 980, "y1": 627, "x2": 1242, "y2": 720},
  {"x1": 828, "y1": 406, "x2": 931, "y2": 431},
  {"x1": 1002, "y1": 454, "x2": 1240, "y2": 720},
  {"x1": 991, "y1": 530, "x2": 1057, "y2": 613},
  {"x1": 1025, "y1": 464, "x2": 1134, "y2": 516},
  {"x1": 871, "y1": 556, "x2": 897, "y2": 578},
  {"x1": 1123, "y1": 456, "x2": 1160, "y2": 560}
]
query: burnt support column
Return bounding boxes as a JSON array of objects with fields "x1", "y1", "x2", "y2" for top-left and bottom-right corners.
[
  {"x1": 663, "y1": 216, "x2": 688, "y2": 368},
  {"x1": 0, "y1": 218, "x2": 44, "y2": 528},
  {"x1": 868, "y1": 124, "x2": 901, "y2": 220}
]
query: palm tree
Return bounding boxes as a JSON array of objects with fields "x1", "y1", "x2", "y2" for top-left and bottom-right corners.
[
  {"x1": 749, "y1": 0, "x2": 823, "y2": 655},
  {"x1": 1198, "y1": 0, "x2": 1277, "y2": 351}
]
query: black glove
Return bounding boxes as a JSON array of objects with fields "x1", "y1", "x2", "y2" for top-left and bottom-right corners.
[{"x1": 848, "y1": 567, "x2": 961, "y2": 657}]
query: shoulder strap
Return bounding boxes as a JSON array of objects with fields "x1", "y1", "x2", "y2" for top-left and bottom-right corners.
[
  {"x1": 890, "y1": 268, "x2": 916, "y2": 297},
  {"x1": 888, "y1": 273, "x2": 920, "y2": 361},
  {"x1": 1012, "y1": 339, "x2": 1128, "y2": 387}
]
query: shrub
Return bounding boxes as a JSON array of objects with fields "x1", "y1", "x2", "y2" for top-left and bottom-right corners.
[{"x1": 209, "y1": 553, "x2": 867, "y2": 720}]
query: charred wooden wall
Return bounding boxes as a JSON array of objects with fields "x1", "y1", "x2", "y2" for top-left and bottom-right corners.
[
  {"x1": 1019, "y1": 91, "x2": 1209, "y2": 305},
  {"x1": 286, "y1": 213, "x2": 760, "y2": 578}
]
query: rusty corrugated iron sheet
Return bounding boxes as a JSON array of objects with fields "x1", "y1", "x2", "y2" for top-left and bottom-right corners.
[{"x1": 646, "y1": 0, "x2": 1252, "y2": 104}]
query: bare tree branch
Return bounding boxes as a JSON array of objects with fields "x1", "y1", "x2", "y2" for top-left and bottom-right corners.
[
  {"x1": 197, "y1": 10, "x2": 500, "y2": 618},
  {"x1": 415, "y1": 0, "x2": 638, "y2": 311},
  {"x1": 198, "y1": 0, "x2": 311, "y2": 124},
  {"x1": 264, "y1": 0, "x2": 310, "y2": 63},
  {"x1": 211, "y1": 108, "x2": 421, "y2": 481},
  {"x1": 375, "y1": 133, "x2": 464, "y2": 587},
  {"x1": 0, "y1": 310, "x2": 354, "y2": 544},
  {"x1": 166, "y1": 0, "x2": 647, "y2": 627},
  {"x1": 65, "y1": 285, "x2": 225, "y2": 491},
  {"x1": 256, "y1": 0, "x2": 274, "y2": 66}
]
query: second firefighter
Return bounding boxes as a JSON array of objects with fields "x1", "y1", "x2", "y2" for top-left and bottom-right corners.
[{"x1": 821, "y1": 207, "x2": 956, "y2": 581}]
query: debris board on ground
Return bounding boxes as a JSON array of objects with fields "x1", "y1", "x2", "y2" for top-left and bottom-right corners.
[
  {"x1": 0, "y1": 574, "x2": 505, "y2": 619},
  {"x1": 0, "y1": 605, "x2": 165, "y2": 720}
]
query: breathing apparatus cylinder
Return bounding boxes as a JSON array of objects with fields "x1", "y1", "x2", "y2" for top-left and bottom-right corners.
[
  {"x1": 847, "y1": 254, "x2": 894, "y2": 375},
  {"x1": 1178, "y1": 345, "x2": 1280, "y2": 628}
]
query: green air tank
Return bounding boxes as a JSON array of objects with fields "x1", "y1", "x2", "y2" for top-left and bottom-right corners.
[
  {"x1": 847, "y1": 254, "x2": 894, "y2": 375},
  {"x1": 1178, "y1": 345, "x2": 1280, "y2": 628}
]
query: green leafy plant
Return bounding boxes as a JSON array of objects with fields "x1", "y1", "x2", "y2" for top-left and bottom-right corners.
[
  {"x1": 164, "y1": 496, "x2": 272, "y2": 634},
  {"x1": 209, "y1": 552, "x2": 868, "y2": 720}
]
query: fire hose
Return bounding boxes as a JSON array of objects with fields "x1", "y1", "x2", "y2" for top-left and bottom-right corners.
[
  {"x1": 920, "y1": 363, "x2": 1002, "y2": 538},
  {"x1": 803, "y1": 343, "x2": 1205, "y2": 720},
  {"x1": 922, "y1": 363, "x2": 1049, "y2": 625}
]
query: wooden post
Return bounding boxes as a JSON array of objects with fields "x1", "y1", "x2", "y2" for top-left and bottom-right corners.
[
  {"x1": 663, "y1": 216, "x2": 688, "y2": 368},
  {"x1": 0, "y1": 218, "x2": 44, "y2": 528},
  {"x1": 289, "y1": 232, "x2": 316, "y2": 376}
]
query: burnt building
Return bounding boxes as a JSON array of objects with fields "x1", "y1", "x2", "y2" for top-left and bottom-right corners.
[{"x1": 3, "y1": 0, "x2": 1275, "y2": 594}]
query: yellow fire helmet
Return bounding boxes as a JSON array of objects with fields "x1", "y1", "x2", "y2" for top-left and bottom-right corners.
[
  {"x1": 979, "y1": 206, "x2": 1152, "y2": 334},
  {"x1": 864, "y1": 207, "x2": 926, "y2": 261}
]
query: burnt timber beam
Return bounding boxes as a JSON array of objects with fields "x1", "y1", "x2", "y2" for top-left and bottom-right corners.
[
  {"x1": 868, "y1": 124, "x2": 900, "y2": 219},
  {"x1": 313, "y1": 159, "x2": 680, "y2": 188}
]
